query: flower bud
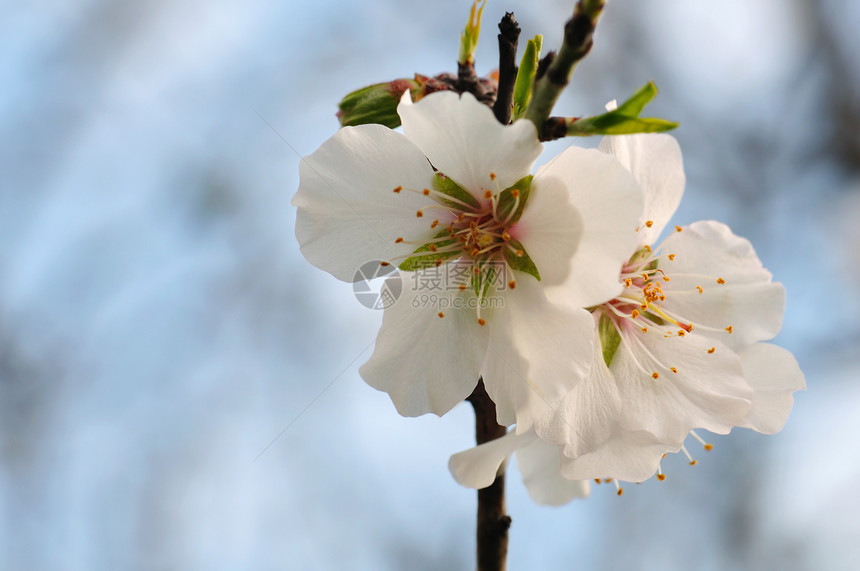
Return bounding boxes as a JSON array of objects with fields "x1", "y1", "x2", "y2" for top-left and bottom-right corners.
[{"x1": 336, "y1": 78, "x2": 422, "y2": 129}]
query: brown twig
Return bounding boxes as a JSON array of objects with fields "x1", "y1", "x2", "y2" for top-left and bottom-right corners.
[
  {"x1": 467, "y1": 379, "x2": 511, "y2": 571},
  {"x1": 523, "y1": 0, "x2": 606, "y2": 127}
]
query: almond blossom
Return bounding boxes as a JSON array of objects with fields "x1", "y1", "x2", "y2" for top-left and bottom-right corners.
[
  {"x1": 292, "y1": 91, "x2": 643, "y2": 429},
  {"x1": 448, "y1": 133, "x2": 805, "y2": 502}
]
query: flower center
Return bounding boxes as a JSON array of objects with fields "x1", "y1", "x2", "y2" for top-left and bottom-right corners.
[
  {"x1": 389, "y1": 171, "x2": 540, "y2": 324},
  {"x1": 609, "y1": 244, "x2": 691, "y2": 336},
  {"x1": 596, "y1": 226, "x2": 734, "y2": 377}
]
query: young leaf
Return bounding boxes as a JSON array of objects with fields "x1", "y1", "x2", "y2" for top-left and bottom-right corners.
[{"x1": 562, "y1": 81, "x2": 679, "y2": 138}]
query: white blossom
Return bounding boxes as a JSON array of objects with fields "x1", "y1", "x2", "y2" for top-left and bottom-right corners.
[
  {"x1": 449, "y1": 134, "x2": 805, "y2": 502},
  {"x1": 293, "y1": 91, "x2": 643, "y2": 429}
]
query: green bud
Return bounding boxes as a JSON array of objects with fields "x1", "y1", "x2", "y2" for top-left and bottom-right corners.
[
  {"x1": 512, "y1": 35, "x2": 542, "y2": 120},
  {"x1": 458, "y1": 0, "x2": 488, "y2": 65},
  {"x1": 337, "y1": 78, "x2": 422, "y2": 129}
]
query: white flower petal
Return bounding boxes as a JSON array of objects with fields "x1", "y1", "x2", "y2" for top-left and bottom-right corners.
[
  {"x1": 448, "y1": 431, "x2": 537, "y2": 490},
  {"x1": 612, "y1": 325, "x2": 752, "y2": 444},
  {"x1": 512, "y1": 176, "x2": 582, "y2": 287},
  {"x1": 359, "y1": 272, "x2": 486, "y2": 417},
  {"x1": 535, "y1": 320, "x2": 622, "y2": 459},
  {"x1": 537, "y1": 147, "x2": 644, "y2": 308},
  {"x1": 293, "y1": 124, "x2": 438, "y2": 282},
  {"x1": 516, "y1": 437, "x2": 591, "y2": 505},
  {"x1": 480, "y1": 278, "x2": 594, "y2": 430},
  {"x1": 398, "y1": 91, "x2": 542, "y2": 196},
  {"x1": 558, "y1": 428, "x2": 672, "y2": 482},
  {"x1": 737, "y1": 343, "x2": 806, "y2": 434},
  {"x1": 661, "y1": 220, "x2": 785, "y2": 349},
  {"x1": 599, "y1": 133, "x2": 685, "y2": 245}
]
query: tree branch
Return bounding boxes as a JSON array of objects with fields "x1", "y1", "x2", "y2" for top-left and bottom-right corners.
[
  {"x1": 467, "y1": 380, "x2": 511, "y2": 571},
  {"x1": 523, "y1": 0, "x2": 606, "y2": 127},
  {"x1": 492, "y1": 13, "x2": 521, "y2": 124}
]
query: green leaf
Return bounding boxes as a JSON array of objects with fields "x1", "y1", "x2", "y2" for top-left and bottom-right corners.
[
  {"x1": 615, "y1": 81, "x2": 657, "y2": 117},
  {"x1": 598, "y1": 313, "x2": 622, "y2": 367},
  {"x1": 564, "y1": 81, "x2": 679, "y2": 137},
  {"x1": 502, "y1": 238, "x2": 540, "y2": 281},
  {"x1": 495, "y1": 175, "x2": 532, "y2": 224},
  {"x1": 512, "y1": 35, "x2": 542, "y2": 121},
  {"x1": 433, "y1": 173, "x2": 480, "y2": 210},
  {"x1": 567, "y1": 116, "x2": 679, "y2": 136}
]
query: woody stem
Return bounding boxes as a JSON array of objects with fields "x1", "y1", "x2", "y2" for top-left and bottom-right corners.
[{"x1": 467, "y1": 379, "x2": 511, "y2": 571}]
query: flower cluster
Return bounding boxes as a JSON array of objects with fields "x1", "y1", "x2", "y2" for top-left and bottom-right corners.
[
  {"x1": 448, "y1": 133, "x2": 806, "y2": 504},
  {"x1": 293, "y1": 90, "x2": 804, "y2": 505}
]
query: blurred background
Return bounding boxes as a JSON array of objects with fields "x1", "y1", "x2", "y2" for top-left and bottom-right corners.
[{"x1": 1, "y1": 0, "x2": 858, "y2": 569}]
